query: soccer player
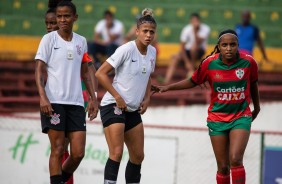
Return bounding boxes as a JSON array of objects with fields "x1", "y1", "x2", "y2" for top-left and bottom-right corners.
[
  {"x1": 35, "y1": 1, "x2": 98, "y2": 183},
  {"x1": 152, "y1": 29, "x2": 260, "y2": 184},
  {"x1": 95, "y1": 8, "x2": 157, "y2": 184}
]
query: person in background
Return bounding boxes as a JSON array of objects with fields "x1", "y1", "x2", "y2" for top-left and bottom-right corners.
[
  {"x1": 88, "y1": 10, "x2": 124, "y2": 69},
  {"x1": 164, "y1": 13, "x2": 210, "y2": 84},
  {"x1": 235, "y1": 10, "x2": 269, "y2": 62},
  {"x1": 95, "y1": 8, "x2": 157, "y2": 184},
  {"x1": 35, "y1": 1, "x2": 98, "y2": 183},
  {"x1": 152, "y1": 29, "x2": 260, "y2": 184}
]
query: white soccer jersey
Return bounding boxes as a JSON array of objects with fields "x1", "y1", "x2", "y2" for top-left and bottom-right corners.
[
  {"x1": 101, "y1": 41, "x2": 156, "y2": 111},
  {"x1": 180, "y1": 23, "x2": 210, "y2": 50},
  {"x1": 35, "y1": 31, "x2": 88, "y2": 107}
]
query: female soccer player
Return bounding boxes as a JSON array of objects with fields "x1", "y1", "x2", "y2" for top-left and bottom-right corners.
[
  {"x1": 152, "y1": 29, "x2": 260, "y2": 184},
  {"x1": 95, "y1": 8, "x2": 157, "y2": 184},
  {"x1": 35, "y1": 1, "x2": 98, "y2": 183}
]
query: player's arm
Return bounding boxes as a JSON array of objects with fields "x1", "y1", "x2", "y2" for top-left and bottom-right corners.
[
  {"x1": 257, "y1": 34, "x2": 268, "y2": 60},
  {"x1": 81, "y1": 62, "x2": 98, "y2": 120},
  {"x1": 250, "y1": 81, "x2": 260, "y2": 121},
  {"x1": 95, "y1": 62, "x2": 127, "y2": 111},
  {"x1": 152, "y1": 78, "x2": 196, "y2": 93},
  {"x1": 35, "y1": 60, "x2": 53, "y2": 116},
  {"x1": 139, "y1": 77, "x2": 152, "y2": 114}
]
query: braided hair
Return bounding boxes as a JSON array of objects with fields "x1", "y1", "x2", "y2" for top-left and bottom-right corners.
[
  {"x1": 137, "y1": 8, "x2": 157, "y2": 28},
  {"x1": 196, "y1": 29, "x2": 238, "y2": 83}
]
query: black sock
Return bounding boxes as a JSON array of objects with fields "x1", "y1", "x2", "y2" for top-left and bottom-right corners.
[
  {"x1": 62, "y1": 170, "x2": 73, "y2": 182},
  {"x1": 50, "y1": 175, "x2": 63, "y2": 184},
  {"x1": 125, "y1": 160, "x2": 142, "y2": 183},
  {"x1": 104, "y1": 158, "x2": 120, "y2": 183}
]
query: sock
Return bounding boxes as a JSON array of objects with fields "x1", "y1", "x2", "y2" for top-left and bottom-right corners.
[
  {"x1": 216, "y1": 172, "x2": 230, "y2": 184},
  {"x1": 104, "y1": 158, "x2": 120, "y2": 184},
  {"x1": 62, "y1": 151, "x2": 69, "y2": 163},
  {"x1": 125, "y1": 160, "x2": 142, "y2": 184},
  {"x1": 62, "y1": 151, "x2": 73, "y2": 184},
  {"x1": 50, "y1": 175, "x2": 63, "y2": 184},
  {"x1": 231, "y1": 166, "x2": 246, "y2": 184},
  {"x1": 62, "y1": 170, "x2": 73, "y2": 183}
]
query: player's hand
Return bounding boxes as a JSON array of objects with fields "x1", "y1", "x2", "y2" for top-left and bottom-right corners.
[
  {"x1": 86, "y1": 100, "x2": 98, "y2": 121},
  {"x1": 139, "y1": 98, "x2": 150, "y2": 114},
  {"x1": 40, "y1": 97, "x2": 53, "y2": 117},
  {"x1": 115, "y1": 95, "x2": 127, "y2": 111},
  {"x1": 151, "y1": 85, "x2": 169, "y2": 93}
]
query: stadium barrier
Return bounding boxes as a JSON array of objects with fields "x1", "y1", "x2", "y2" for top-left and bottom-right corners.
[{"x1": 0, "y1": 113, "x2": 281, "y2": 184}]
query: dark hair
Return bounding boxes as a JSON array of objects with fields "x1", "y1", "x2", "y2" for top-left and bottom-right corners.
[
  {"x1": 190, "y1": 12, "x2": 200, "y2": 20},
  {"x1": 57, "y1": 0, "x2": 76, "y2": 15},
  {"x1": 137, "y1": 8, "x2": 157, "y2": 28},
  {"x1": 104, "y1": 10, "x2": 113, "y2": 17},
  {"x1": 217, "y1": 29, "x2": 238, "y2": 43},
  {"x1": 196, "y1": 29, "x2": 237, "y2": 84},
  {"x1": 46, "y1": 0, "x2": 60, "y2": 15}
]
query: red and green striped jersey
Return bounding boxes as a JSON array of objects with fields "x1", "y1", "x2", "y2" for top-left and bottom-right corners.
[{"x1": 191, "y1": 52, "x2": 258, "y2": 123}]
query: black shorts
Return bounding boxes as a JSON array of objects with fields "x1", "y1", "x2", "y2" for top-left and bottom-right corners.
[
  {"x1": 185, "y1": 49, "x2": 205, "y2": 60},
  {"x1": 41, "y1": 104, "x2": 86, "y2": 134},
  {"x1": 100, "y1": 103, "x2": 142, "y2": 132}
]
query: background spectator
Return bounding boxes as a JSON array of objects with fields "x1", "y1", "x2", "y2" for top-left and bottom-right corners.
[
  {"x1": 88, "y1": 10, "x2": 124, "y2": 69},
  {"x1": 164, "y1": 13, "x2": 210, "y2": 84}
]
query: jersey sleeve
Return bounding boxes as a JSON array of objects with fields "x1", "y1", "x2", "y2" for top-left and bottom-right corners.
[
  {"x1": 81, "y1": 38, "x2": 91, "y2": 64},
  {"x1": 249, "y1": 57, "x2": 258, "y2": 83},
  {"x1": 106, "y1": 44, "x2": 130, "y2": 69},
  {"x1": 150, "y1": 47, "x2": 157, "y2": 74},
  {"x1": 191, "y1": 58, "x2": 209, "y2": 85},
  {"x1": 34, "y1": 34, "x2": 51, "y2": 64}
]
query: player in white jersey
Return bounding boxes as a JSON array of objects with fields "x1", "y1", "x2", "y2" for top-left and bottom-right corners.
[
  {"x1": 35, "y1": 1, "x2": 98, "y2": 183},
  {"x1": 96, "y1": 8, "x2": 157, "y2": 184}
]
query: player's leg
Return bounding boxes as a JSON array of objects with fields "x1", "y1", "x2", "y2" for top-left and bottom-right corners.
[
  {"x1": 61, "y1": 105, "x2": 86, "y2": 182},
  {"x1": 209, "y1": 124, "x2": 230, "y2": 184},
  {"x1": 104, "y1": 123, "x2": 125, "y2": 184},
  {"x1": 100, "y1": 103, "x2": 126, "y2": 184},
  {"x1": 48, "y1": 129, "x2": 66, "y2": 184},
  {"x1": 123, "y1": 111, "x2": 144, "y2": 184},
  {"x1": 42, "y1": 104, "x2": 66, "y2": 184},
  {"x1": 229, "y1": 117, "x2": 251, "y2": 184}
]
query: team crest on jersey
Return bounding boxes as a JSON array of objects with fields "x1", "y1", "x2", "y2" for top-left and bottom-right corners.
[
  {"x1": 76, "y1": 45, "x2": 82, "y2": 55},
  {"x1": 235, "y1": 69, "x2": 244, "y2": 79},
  {"x1": 50, "y1": 113, "x2": 60, "y2": 125},
  {"x1": 113, "y1": 106, "x2": 122, "y2": 115}
]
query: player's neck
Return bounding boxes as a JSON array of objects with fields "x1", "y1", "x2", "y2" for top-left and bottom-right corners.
[{"x1": 57, "y1": 30, "x2": 73, "y2": 41}]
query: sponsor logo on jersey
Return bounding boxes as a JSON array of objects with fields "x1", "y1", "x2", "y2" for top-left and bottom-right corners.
[
  {"x1": 50, "y1": 113, "x2": 60, "y2": 125},
  {"x1": 216, "y1": 87, "x2": 245, "y2": 101},
  {"x1": 113, "y1": 106, "x2": 122, "y2": 115},
  {"x1": 235, "y1": 69, "x2": 244, "y2": 79}
]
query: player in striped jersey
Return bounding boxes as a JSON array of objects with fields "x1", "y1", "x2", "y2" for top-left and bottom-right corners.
[{"x1": 152, "y1": 29, "x2": 260, "y2": 184}]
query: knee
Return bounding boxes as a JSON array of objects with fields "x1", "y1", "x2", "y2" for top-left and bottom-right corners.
[
  {"x1": 217, "y1": 162, "x2": 230, "y2": 175},
  {"x1": 109, "y1": 147, "x2": 124, "y2": 162},
  {"x1": 132, "y1": 153, "x2": 144, "y2": 164},
  {"x1": 71, "y1": 150, "x2": 85, "y2": 162},
  {"x1": 51, "y1": 144, "x2": 65, "y2": 158},
  {"x1": 230, "y1": 154, "x2": 243, "y2": 167}
]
